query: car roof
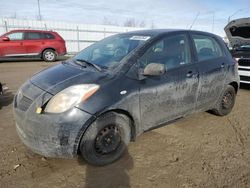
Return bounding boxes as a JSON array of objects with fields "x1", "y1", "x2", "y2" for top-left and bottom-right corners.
[
  {"x1": 124, "y1": 29, "x2": 219, "y2": 38},
  {"x1": 8, "y1": 29, "x2": 55, "y2": 33},
  {"x1": 125, "y1": 29, "x2": 186, "y2": 36}
]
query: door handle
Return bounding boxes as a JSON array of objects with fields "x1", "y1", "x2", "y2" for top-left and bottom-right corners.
[
  {"x1": 221, "y1": 63, "x2": 225, "y2": 68},
  {"x1": 186, "y1": 71, "x2": 199, "y2": 78},
  {"x1": 186, "y1": 71, "x2": 193, "y2": 78}
]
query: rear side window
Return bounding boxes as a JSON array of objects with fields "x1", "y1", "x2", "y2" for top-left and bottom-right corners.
[
  {"x1": 43, "y1": 33, "x2": 55, "y2": 39},
  {"x1": 192, "y1": 34, "x2": 224, "y2": 61},
  {"x1": 7, "y1": 32, "x2": 24, "y2": 40},
  {"x1": 26, "y1": 32, "x2": 42, "y2": 40}
]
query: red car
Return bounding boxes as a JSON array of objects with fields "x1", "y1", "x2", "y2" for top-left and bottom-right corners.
[{"x1": 0, "y1": 30, "x2": 67, "y2": 62}]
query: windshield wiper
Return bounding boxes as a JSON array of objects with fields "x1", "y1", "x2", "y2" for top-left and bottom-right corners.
[
  {"x1": 72, "y1": 59, "x2": 87, "y2": 68},
  {"x1": 74, "y1": 59, "x2": 102, "y2": 72}
]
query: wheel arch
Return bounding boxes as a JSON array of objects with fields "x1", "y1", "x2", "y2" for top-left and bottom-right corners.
[
  {"x1": 100, "y1": 109, "x2": 137, "y2": 141},
  {"x1": 229, "y1": 81, "x2": 239, "y2": 94},
  {"x1": 40, "y1": 47, "x2": 57, "y2": 57},
  {"x1": 76, "y1": 108, "x2": 137, "y2": 155}
]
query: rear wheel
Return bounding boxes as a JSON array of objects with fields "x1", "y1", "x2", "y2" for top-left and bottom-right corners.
[
  {"x1": 42, "y1": 49, "x2": 56, "y2": 62},
  {"x1": 212, "y1": 85, "x2": 236, "y2": 116},
  {"x1": 79, "y1": 112, "x2": 131, "y2": 166}
]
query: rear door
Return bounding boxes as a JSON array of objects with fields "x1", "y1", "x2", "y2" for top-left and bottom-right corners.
[
  {"x1": 24, "y1": 32, "x2": 45, "y2": 56},
  {"x1": 1, "y1": 32, "x2": 26, "y2": 56},
  {"x1": 139, "y1": 33, "x2": 199, "y2": 130},
  {"x1": 190, "y1": 33, "x2": 227, "y2": 111}
]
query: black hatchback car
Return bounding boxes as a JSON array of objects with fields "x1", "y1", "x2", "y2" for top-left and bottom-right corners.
[{"x1": 13, "y1": 29, "x2": 239, "y2": 166}]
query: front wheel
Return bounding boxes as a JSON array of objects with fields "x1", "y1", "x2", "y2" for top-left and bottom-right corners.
[
  {"x1": 42, "y1": 49, "x2": 57, "y2": 62},
  {"x1": 79, "y1": 112, "x2": 131, "y2": 166},
  {"x1": 212, "y1": 85, "x2": 236, "y2": 116}
]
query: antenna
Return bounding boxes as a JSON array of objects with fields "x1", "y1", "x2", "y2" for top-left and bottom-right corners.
[{"x1": 189, "y1": 12, "x2": 200, "y2": 30}]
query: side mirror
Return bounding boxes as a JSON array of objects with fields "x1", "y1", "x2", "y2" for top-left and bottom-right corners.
[
  {"x1": 143, "y1": 63, "x2": 166, "y2": 76},
  {"x1": 2, "y1": 36, "x2": 10, "y2": 41}
]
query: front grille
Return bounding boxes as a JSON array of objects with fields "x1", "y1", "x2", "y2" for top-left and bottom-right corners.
[
  {"x1": 239, "y1": 67, "x2": 250, "y2": 71},
  {"x1": 240, "y1": 76, "x2": 250, "y2": 82},
  {"x1": 17, "y1": 95, "x2": 33, "y2": 111},
  {"x1": 238, "y1": 59, "x2": 250, "y2": 67}
]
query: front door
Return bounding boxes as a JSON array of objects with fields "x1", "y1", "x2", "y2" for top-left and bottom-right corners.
[
  {"x1": 139, "y1": 33, "x2": 199, "y2": 130},
  {"x1": 1, "y1": 32, "x2": 26, "y2": 57}
]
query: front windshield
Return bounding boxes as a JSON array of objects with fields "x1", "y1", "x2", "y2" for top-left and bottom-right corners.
[{"x1": 73, "y1": 34, "x2": 151, "y2": 69}]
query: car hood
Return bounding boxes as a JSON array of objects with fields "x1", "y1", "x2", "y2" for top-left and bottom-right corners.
[
  {"x1": 30, "y1": 61, "x2": 110, "y2": 95},
  {"x1": 225, "y1": 17, "x2": 250, "y2": 48}
]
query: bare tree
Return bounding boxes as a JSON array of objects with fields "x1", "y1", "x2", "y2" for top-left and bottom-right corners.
[
  {"x1": 123, "y1": 18, "x2": 136, "y2": 27},
  {"x1": 139, "y1": 21, "x2": 146, "y2": 28},
  {"x1": 123, "y1": 18, "x2": 146, "y2": 28},
  {"x1": 102, "y1": 17, "x2": 119, "y2": 26}
]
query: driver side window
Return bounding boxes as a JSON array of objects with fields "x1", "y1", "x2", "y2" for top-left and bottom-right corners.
[
  {"x1": 7, "y1": 32, "x2": 24, "y2": 40},
  {"x1": 139, "y1": 34, "x2": 191, "y2": 71}
]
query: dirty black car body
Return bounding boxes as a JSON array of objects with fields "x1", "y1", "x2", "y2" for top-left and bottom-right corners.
[{"x1": 13, "y1": 29, "x2": 239, "y2": 165}]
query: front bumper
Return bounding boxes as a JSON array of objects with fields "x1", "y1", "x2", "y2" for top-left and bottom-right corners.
[
  {"x1": 239, "y1": 67, "x2": 250, "y2": 84},
  {"x1": 13, "y1": 81, "x2": 93, "y2": 158},
  {"x1": 238, "y1": 59, "x2": 250, "y2": 84}
]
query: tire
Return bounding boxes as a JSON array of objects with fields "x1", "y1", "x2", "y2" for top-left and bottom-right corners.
[
  {"x1": 212, "y1": 85, "x2": 236, "y2": 116},
  {"x1": 79, "y1": 112, "x2": 131, "y2": 166},
  {"x1": 42, "y1": 49, "x2": 57, "y2": 62}
]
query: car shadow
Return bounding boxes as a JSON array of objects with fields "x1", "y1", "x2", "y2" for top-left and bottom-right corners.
[
  {"x1": 0, "y1": 56, "x2": 69, "y2": 63},
  {"x1": 78, "y1": 149, "x2": 133, "y2": 188},
  {"x1": 0, "y1": 58, "x2": 40, "y2": 63},
  {"x1": 240, "y1": 83, "x2": 250, "y2": 90},
  {"x1": 0, "y1": 91, "x2": 14, "y2": 110}
]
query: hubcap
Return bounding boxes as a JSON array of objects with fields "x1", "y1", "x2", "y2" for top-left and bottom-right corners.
[
  {"x1": 222, "y1": 91, "x2": 233, "y2": 109},
  {"x1": 45, "y1": 51, "x2": 55, "y2": 61},
  {"x1": 95, "y1": 125, "x2": 121, "y2": 155}
]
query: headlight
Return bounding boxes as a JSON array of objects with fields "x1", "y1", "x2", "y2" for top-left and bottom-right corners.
[{"x1": 45, "y1": 84, "x2": 99, "y2": 113}]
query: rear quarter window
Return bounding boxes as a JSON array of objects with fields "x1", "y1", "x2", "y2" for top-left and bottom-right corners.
[
  {"x1": 192, "y1": 34, "x2": 224, "y2": 62},
  {"x1": 43, "y1": 33, "x2": 55, "y2": 39}
]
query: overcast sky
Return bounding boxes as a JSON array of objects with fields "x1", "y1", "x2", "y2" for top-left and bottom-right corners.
[{"x1": 0, "y1": 0, "x2": 249, "y2": 36}]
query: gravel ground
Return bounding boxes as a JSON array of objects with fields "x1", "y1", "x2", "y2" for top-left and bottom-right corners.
[{"x1": 0, "y1": 61, "x2": 250, "y2": 188}]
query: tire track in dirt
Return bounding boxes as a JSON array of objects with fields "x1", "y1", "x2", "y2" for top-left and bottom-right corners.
[{"x1": 227, "y1": 115, "x2": 247, "y2": 149}]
